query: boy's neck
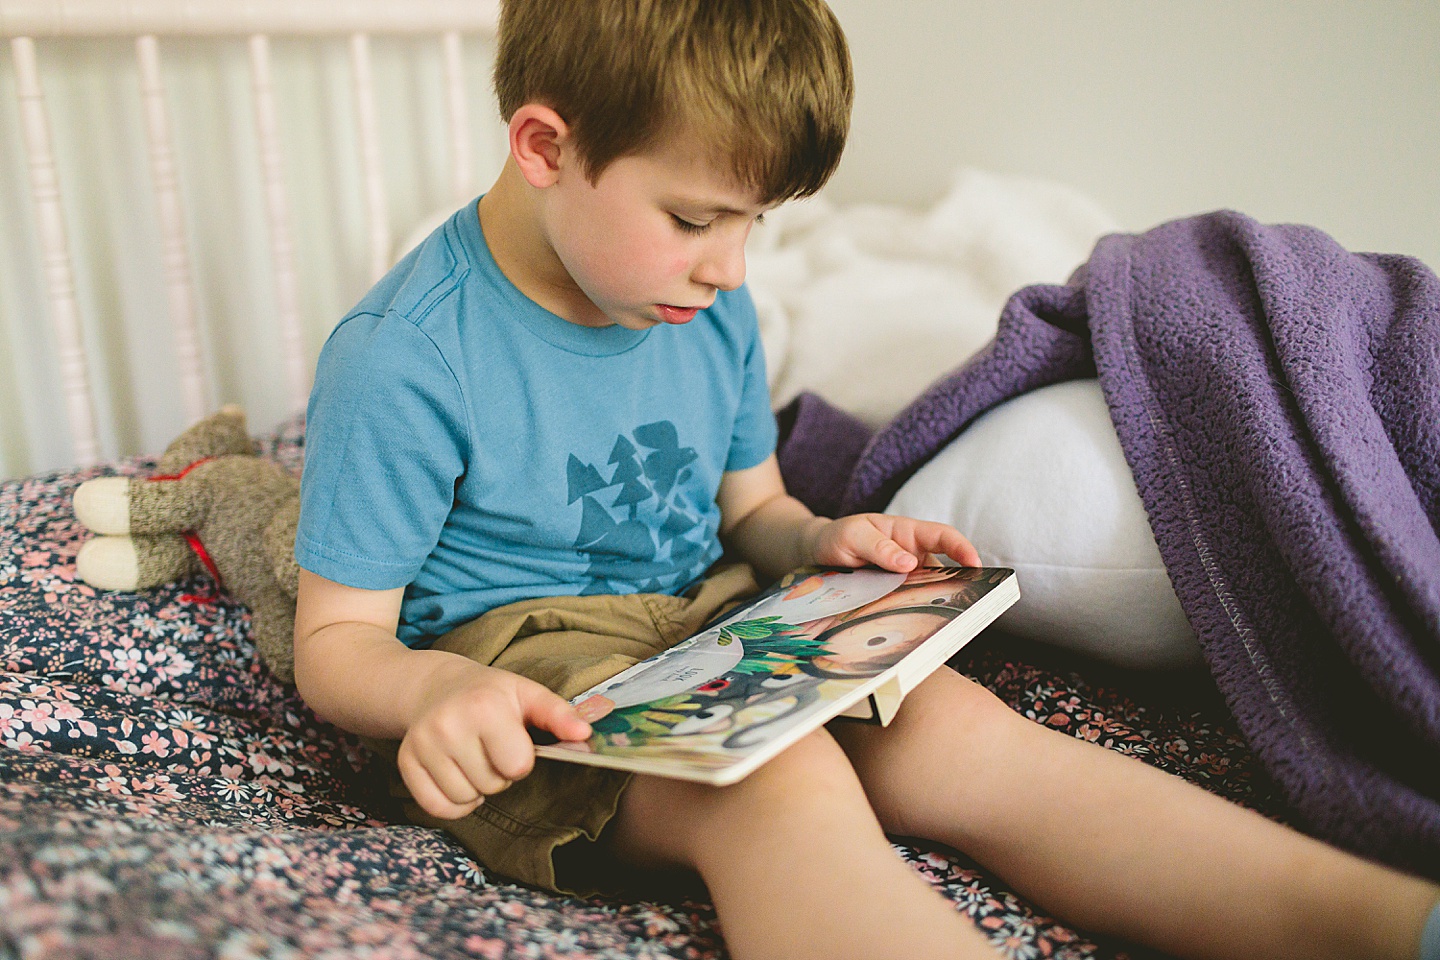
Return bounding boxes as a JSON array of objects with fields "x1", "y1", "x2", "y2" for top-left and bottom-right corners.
[{"x1": 477, "y1": 163, "x2": 612, "y2": 329}]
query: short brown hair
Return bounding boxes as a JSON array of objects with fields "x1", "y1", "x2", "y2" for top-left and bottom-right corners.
[{"x1": 494, "y1": 0, "x2": 853, "y2": 204}]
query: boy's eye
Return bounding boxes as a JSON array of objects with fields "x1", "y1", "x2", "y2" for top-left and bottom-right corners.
[{"x1": 671, "y1": 214, "x2": 711, "y2": 235}]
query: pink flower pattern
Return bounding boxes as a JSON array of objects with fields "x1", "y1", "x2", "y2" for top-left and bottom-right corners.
[{"x1": 0, "y1": 416, "x2": 1277, "y2": 959}]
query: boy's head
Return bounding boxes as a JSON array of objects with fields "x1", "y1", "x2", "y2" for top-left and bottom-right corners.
[{"x1": 494, "y1": 0, "x2": 853, "y2": 206}]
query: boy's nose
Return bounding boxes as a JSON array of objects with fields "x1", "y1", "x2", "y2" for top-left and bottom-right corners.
[{"x1": 693, "y1": 241, "x2": 746, "y2": 292}]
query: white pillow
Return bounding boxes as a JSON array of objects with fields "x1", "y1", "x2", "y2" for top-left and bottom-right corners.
[
  {"x1": 886, "y1": 379, "x2": 1203, "y2": 670},
  {"x1": 752, "y1": 167, "x2": 1120, "y2": 428}
]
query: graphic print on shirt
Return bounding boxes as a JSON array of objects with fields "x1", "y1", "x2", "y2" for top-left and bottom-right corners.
[{"x1": 568, "y1": 421, "x2": 720, "y2": 596}]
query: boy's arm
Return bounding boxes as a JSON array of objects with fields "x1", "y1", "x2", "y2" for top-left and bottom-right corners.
[
  {"x1": 293, "y1": 570, "x2": 590, "y2": 819},
  {"x1": 717, "y1": 455, "x2": 981, "y2": 581}
]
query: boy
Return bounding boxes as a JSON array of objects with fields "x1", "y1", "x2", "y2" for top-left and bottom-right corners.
[{"x1": 292, "y1": 1, "x2": 1440, "y2": 958}]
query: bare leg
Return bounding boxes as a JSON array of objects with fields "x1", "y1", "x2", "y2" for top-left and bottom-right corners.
[
  {"x1": 606, "y1": 729, "x2": 995, "y2": 960},
  {"x1": 831, "y1": 666, "x2": 1440, "y2": 960}
]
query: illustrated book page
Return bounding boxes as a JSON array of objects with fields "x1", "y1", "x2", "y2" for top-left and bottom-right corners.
[{"x1": 534, "y1": 565, "x2": 1019, "y2": 785}]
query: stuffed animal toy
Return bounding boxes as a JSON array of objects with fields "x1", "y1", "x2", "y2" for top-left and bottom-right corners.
[{"x1": 72, "y1": 406, "x2": 302, "y2": 684}]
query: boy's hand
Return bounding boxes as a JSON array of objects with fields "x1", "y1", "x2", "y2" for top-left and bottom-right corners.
[
  {"x1": 397, "y1": 661, "x2": 591, "y2": 821},
  {"x1": 805, "y1": 513, "x2": 981, "y2": 572}
]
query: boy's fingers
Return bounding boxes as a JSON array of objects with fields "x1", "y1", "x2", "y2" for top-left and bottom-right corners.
[
  {"x1": 518, "y1": 680, "x2": 593, "y2": 743},
  {"x1": 407, "y1": 734, "x2": 505, "y2": 801},
  {"x1": 397, "y1": 747, "x2": 483, "y2": 820},
  {"x1": 430, "y1": 751, "x2": 494, "y2": 804},
  {"x1": 450, "y1": 737, "x2": 518, "y2": 796},
  {"x1": 851, "y1": 522, "x2": 918, "y2": 572},
  {"x1": 934, "y1": 527, "x2": 980, "y2": 567},
  {"x1": 478, "y1": 724, "x2": 538, "y2": 784},
  {"x1": 902, "y1": 520, "x2": 980, "y2": 567},
  {"x1": 886, "y1": 544, "x2": 920, "y2": 571},
  {"x1": 951, "y1": 533, "x2": 982, "y2": 567}
]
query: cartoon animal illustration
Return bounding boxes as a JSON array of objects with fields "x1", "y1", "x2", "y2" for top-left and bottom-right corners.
[{"x1": 574, "y1": 566, "x2": 1000, "y2": 753}]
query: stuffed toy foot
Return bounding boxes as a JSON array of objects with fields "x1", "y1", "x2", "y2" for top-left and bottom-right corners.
[{"x1": 73, "y1": 406, "x2": 302, "y2": 684}]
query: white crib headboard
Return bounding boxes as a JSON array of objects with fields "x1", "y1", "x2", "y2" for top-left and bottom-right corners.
[{"x1": 0, "y1": 0, "x2": 504, "y2": 478}]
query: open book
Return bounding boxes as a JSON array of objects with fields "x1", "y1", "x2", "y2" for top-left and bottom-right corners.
[{"x1": 534, "y1": 565, "x2": 1018, "y2": 785}]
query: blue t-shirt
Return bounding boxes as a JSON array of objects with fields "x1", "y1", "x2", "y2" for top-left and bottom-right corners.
[{"x1": 296, "y1": 201, "x2": 777, "y2": 646}]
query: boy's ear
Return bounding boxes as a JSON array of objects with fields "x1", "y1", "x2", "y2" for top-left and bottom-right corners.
[{"x1": 509, "y1": 104, "x2": 570, "y2": 189}]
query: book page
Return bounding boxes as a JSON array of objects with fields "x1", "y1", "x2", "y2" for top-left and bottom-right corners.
[{"x1": 537, "y1": 566, "x2": 1015, "y2": 783}]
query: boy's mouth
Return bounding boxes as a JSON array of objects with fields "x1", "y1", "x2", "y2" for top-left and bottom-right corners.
[{"x1": 656, "y1": 304, "x2": 700, "y2": 324}]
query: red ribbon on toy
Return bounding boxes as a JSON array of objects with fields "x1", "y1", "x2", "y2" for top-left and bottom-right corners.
[
  {"x1": 176, "y1": 532, "x2": 224, "y2": 605},
  {"x1": 150, "y1": 456, "x2": 225, "y2": 604},
  {"x1": 182, "y1": 531, "x2": 223, "y2": 587},
  {"x1": 148, "y1": 456, "x2": 217, "y2": 483}
]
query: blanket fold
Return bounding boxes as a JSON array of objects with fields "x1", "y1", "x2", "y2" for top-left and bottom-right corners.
[{"x1": 788, "y1": 211, "x2": 1440, "y2": 876}]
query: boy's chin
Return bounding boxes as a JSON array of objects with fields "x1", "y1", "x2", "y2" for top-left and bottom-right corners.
[{"x1": 610, "y1": 312, "x2": 663, "y2": 331}]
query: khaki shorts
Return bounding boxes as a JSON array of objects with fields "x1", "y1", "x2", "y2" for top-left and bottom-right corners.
[{"x1": 364, "y1": 563, "x2": 761, "y2": 897}]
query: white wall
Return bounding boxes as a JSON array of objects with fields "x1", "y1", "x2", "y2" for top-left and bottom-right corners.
[
  {"x1": 1, "y1": 3, "x2": 1437, "y2": 479},
  {"x1": 824, "y1": 0, "x2": 1440, "y2": 270}
]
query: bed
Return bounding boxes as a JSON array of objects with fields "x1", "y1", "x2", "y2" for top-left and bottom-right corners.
[
  {"x1": 0, "y1": 3, "x2": 1407, "y2": 958},
  {"x1": 1, "y1": 444, "x2": 1277, "y2": 958}
]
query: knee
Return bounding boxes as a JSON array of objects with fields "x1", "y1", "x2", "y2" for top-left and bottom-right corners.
[
  {"x1": 609, "y1": 729, "x2": 875, "y2": 872},
  {"x1": 897, "y1": 667, "x2": 1025, "y2": 744},
  {"x1": 758, "y1": 727, "x2": 868, "y2": 797},
  {"x1": 829, "y1": 667, "x2": 1033, "y2": 835},
  {"x1": 664, "y1": 729, "x2": 867, "y2": 822},
  {"x1": 844, "y1": 667, "x2": 1028, "y2": 766}
]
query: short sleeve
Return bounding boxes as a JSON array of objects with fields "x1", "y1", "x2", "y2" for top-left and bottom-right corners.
[
  {"x1": 725, "y1": 287, "x2": 779, "y2": 471},
  {"x1": 296, "y1": 312, "x2": 470, "y2": 590}
]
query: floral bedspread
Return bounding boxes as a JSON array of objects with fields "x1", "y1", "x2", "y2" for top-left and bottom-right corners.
[{"x1": 0, "y1": 420, "x2": 1278, "y2": 960}]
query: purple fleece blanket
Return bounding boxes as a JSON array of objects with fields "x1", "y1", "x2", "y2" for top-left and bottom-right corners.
[{"x1": 779, "y1": 210, "x2": 1440, "y2": 877}]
